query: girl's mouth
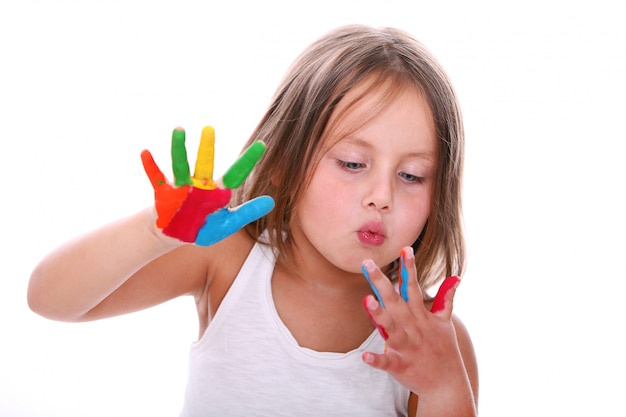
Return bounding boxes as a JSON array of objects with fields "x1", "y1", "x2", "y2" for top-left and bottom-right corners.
[{"x1": 357, "y1": 222, "x2": 386, "y2": 247}]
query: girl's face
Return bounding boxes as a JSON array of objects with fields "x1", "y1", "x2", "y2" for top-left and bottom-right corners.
[{"x1": 291, "y1": 83, "x2": 437, "y2": 274}]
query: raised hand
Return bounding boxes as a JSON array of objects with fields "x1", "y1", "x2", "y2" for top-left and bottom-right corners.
[
  {"x1": 361, "y1": 247, "x2": 466, "y2": 397},
  {"x1": 141, "y1": 126, "x2": 274, "y2": 245}
]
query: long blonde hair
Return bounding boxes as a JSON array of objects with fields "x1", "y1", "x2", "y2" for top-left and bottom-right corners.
[{"x1": 232, "y1": 24, "x2": 465, "y2": 292}]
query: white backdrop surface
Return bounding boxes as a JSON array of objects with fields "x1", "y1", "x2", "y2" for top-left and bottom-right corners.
[{"x1": 1, "y1": 1, "x2": 625, "y2": 416}]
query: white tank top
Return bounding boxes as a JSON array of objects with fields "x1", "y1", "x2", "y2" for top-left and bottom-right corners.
[{"x1": 179, "y1": 240, "x2": 410, "y2": 416}]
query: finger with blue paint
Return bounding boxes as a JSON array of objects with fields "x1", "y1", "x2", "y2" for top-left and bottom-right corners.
[
  {"x1": 361, "y1": 260, "x2": 386, "y2": 308},
  {"x1": 398, "y1": 247, "x2": 411, "y2": 302},
  {"x1": 360, "y1": 259, "x2": 391, "y2": 347},
  {"x1": 195, "y1": 196, "x2": 275, "y2": 246},
  {"x1": 398, "y1": 246, "x2": 459, "y2": 313},
  {"x1": 362, "y1": 247, "x2": 412, "y2": 308}
]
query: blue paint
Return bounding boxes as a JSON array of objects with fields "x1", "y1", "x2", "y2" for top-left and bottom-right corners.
[
  {"x1": 195, "y1": 196, "x2": 275, "y2": 246},
  {"x1": 400, "y1": 257, "x2": 409, "y2": 302},
  {"x1": 362, "y1": 264, "x2": 385, "y2": 308}
]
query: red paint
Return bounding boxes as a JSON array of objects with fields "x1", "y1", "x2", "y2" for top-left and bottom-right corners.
[
  {"x1": 430, "y1": 275, "x2": 460, "y2": 313},
  {"x1": 163, "y1": 187, "x2": 232, "y2": 242},
  {"x1": 398, "y1": 247, "x2": 412, "y2": 301},
  {"x1": 363, "y1": 296, "x2": 388, "y2": 340},
  {"x1": 154, "y1": 185, "x2": 191, "y2": 228},
  {"x1": 142, "y1": 150, "x2": 191, "y2": 228}
]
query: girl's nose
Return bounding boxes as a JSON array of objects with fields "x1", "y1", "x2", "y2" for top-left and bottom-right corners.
[{"x1": 362, "y1": 174, "x2": 393, "y2": 211}]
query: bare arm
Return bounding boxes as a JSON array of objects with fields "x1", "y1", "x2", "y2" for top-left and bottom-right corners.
[
  {"x1": 27, "y1": 208, "x2": 210, "y2": 322},
  {"x1": 28, "y1": 126, "x2": 273, "y2": 322}
]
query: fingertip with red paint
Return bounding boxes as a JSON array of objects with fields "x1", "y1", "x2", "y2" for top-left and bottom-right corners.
[{"x1": 430, "y1": 275, "x2": 461, "y2": 313}]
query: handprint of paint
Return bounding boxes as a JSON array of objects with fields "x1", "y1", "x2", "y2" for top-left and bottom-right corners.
[{"x1": 141, "y1": 126, "x2": 272, "y2": 244}]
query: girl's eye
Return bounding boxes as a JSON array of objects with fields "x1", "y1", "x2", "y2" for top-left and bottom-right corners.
[
  {"x1": 337, "y1": 160, "x2": 365, "y2": 170},
  {"x1": 399, "y1": 172, "x2": 424, "y2": 183}
]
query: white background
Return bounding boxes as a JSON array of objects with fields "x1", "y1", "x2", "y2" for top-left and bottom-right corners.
[{"x1": 1, "y1": 0, "x2": 625, "y2": 416}]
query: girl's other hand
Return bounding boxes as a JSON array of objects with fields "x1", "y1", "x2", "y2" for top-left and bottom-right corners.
[{"x1": 361, "y1": 248, "x2": 470, "y2": 403}]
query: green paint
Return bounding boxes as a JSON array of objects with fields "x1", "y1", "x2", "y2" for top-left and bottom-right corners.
[
  {"x1": 223, "y1": 141, "x2": 266, "y2": 189},
  {"x1": 171, "y1": 129, "x2": 192, "y2": 186}
]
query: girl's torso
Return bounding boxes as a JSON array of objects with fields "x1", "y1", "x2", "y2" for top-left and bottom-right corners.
[{"x1": 181, "y1": 232, "x2": 409, "y2": 416}]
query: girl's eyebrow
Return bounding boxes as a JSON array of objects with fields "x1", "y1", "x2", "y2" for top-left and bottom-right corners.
[{"x1": 341, "y1": 137, "x2": 436, "y2": 161}]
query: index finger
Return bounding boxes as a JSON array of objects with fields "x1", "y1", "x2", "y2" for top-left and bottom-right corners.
[
  {"x1": 362, "y1": 260, "x2": 387, "y2": 308},
  {"x1": 222, "y1": 141, "x2": 266, "y2": 189}
]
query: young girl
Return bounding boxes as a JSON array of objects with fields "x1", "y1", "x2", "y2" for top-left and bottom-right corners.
[{"x1": 28, "y1": 24, "x2": 478, "y2": 416}]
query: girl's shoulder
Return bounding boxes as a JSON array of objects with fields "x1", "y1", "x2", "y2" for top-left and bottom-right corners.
[{"x1": 208, "y1": 229, "x2": 257, "y2": 278}]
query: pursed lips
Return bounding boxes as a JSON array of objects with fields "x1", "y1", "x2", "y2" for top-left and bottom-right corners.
[{"x1": 357, "y1": 221, "x2": 386, "y2": 246}]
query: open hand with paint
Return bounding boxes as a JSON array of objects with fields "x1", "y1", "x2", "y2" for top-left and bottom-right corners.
[
  {"x1": 362, "y1": 247, "x2": 471, "y2": 408},
  {"x1": 141, "y1": 126, "x2": 275, "y2": 246}
]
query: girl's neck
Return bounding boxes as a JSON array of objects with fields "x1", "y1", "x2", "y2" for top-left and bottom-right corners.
[
  {"x1": 271, "y1": 258, "x2": 375, "y2": 353},
  {"x1": 286, "y1": 247, "x2": 369, "y2": 295}
]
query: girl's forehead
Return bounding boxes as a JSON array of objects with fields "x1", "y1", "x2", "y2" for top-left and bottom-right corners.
[
  {"x1": 322, "y1": 80, "x2": 433, "y2": 148},
  {"x1": 334, "y1": 76, "x2": 427, "y2": 122}
]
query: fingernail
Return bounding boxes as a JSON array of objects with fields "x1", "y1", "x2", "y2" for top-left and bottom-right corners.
[
  {"x1": 365, "y1": 294, "x2": 379, "y2": 311},
  {"x1": 363, "y1": 259, "x2": 376, "y2": 272},
  {"x1": 401, "y1": 246, "x2": 414, "y2": 260},
  {"x1": 362, "y1": 352, "x2": 375, "y2": 364}
]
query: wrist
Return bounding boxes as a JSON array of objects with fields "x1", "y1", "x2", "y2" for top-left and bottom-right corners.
[{"x1": 414, "y1": 381, "x2": 477, "y2": 417}]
